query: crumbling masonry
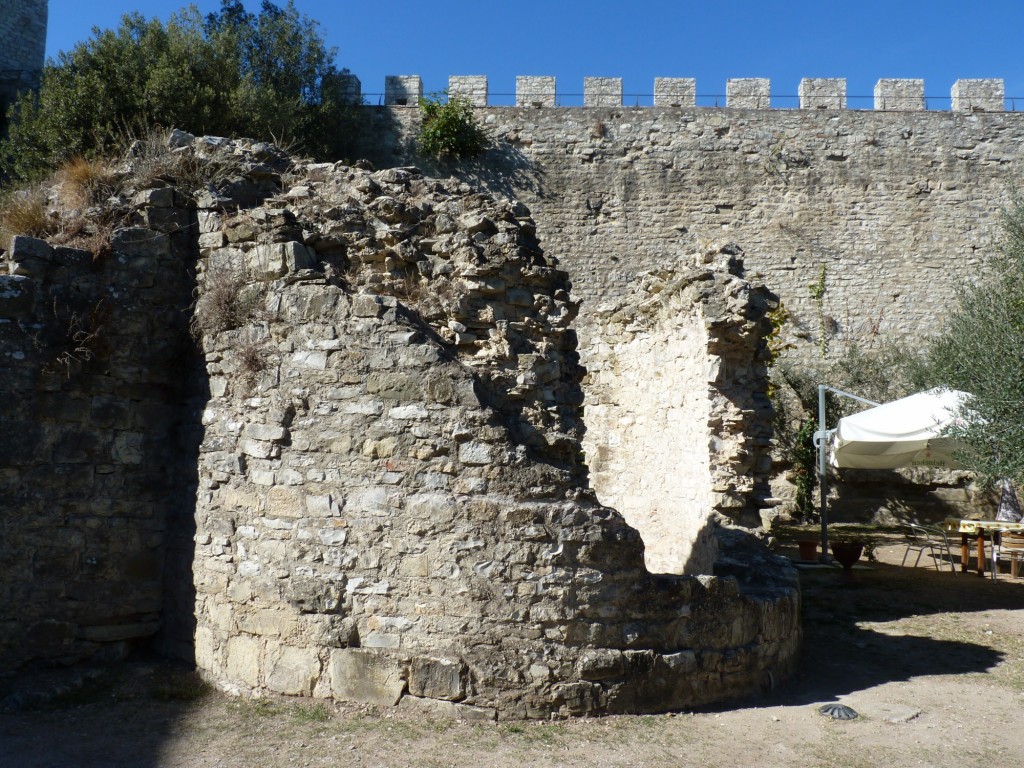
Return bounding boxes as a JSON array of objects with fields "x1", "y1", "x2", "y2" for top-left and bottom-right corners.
[{"x1": 0, "y1": 135, "x2": 798, "y2": 717}]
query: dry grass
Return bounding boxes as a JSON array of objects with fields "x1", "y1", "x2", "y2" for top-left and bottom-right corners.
[
  {"x1": 56, "y1": 156, "x2": 120, "y2": 209},
  {"x1": 0, "y1": 186, "x2": 55, "y2": 249},
  {"x1": 191, "y1": 271, "x2": 265, "y2": 339}
]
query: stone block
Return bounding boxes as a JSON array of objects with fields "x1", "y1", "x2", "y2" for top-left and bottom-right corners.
[
  {"x1": 799, "y1": 78, "x2": 846, "y2": 109},
  {"x1": 244, "y1": 423, "x2": 287, "y2": 442},
  {"x1": 448, "y1": 75, "x2": 487, "y2": 107},
  {"x1": 384, "y1": 75, "x2": 422, "y2": 106},
  {"x1": 409, "y1": 656, "x2": 466, "y2": 701},
  {"x1": 0, "y1": 275, "x2": 35, "y2": 316},
  {"x1": 245, "y1": 242, "x2": 315, "y2": 280},
  {"x1": 330, "y1": 648, "x2": 406, "y2": 706},
  {"x1": 112, "y1": 431, "x2": 145, "y2": 464},
  {"x1": 874, "y1": 79, "x2": 924, "y2": 111},
  {"x1": 458, "y1": 441, "x2": 492, "y2": 465},
  {"x1": 727, "y1": 78, "x2": 770, "y2": 109},
  {"x1": 8, "y1": 235, "x2": 54, "y2": 277},
  {"x1": 397, "y1": 696, "x2": 495, "y2": 721},
  {"x1": 226, "y1": 635, "x2": 263, "y2": 687},
  {"x1": 516, "y1": 76, "x2": 556, "y2": 108},
  {"x1": 577, "y1": 648, "x2": 625, "y2": 680},
  {"x1": 584, "y1": 77, "x2": 622, "y2": 107},
  {"x1": 952, "y1": 78, "x2": 1005, "y2": 112},
  {"x1": 266, "y1": 645, "x2": 320, "y2": 695},
  {"x1": 80, "y1": 621, "x2": 160, "y2": 642},
  {"x1": 654, "y1": 78, "x2": 696, "y2": 107},
  {"x1": 110, "y1": 227, "x2": 170, "y2": 259}
]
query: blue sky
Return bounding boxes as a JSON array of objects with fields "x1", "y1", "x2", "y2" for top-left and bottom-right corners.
[{"x1": 44, "y1": 0, "x2": 1024, "y2": 109}]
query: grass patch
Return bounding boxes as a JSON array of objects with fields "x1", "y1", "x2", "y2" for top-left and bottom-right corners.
[{"x1": 291, "y1": 702, "x2": 330, "y2": 723}]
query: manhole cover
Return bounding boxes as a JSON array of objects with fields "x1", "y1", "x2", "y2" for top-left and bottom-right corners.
[{"x1": 818, "y1": 703, "x2": 859, "y2": 720}]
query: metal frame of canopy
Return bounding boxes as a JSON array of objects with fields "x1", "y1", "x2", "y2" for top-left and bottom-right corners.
[{"x1": 813, "y1": 385, "x2": 881, "y2": 564}]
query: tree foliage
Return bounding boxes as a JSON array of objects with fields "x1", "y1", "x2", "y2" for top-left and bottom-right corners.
[
  {"x1": 417, "y1": 95, "x2": 487, "y2": 160},
  {"x1": 925, "y1": 193, "x2": 1024, "y2": 483},
  {"x1": 1, "y1": 0, "x2": 359, "y2": 182}
]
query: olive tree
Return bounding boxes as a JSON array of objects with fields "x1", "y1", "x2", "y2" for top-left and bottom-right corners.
[{"x1": 926, "y1": 193, "x2": 1024, "y2": 483}]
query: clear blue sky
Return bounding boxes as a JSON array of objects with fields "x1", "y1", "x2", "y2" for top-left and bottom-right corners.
[{"x1": 44, "y1": 0, "x2": 1024, "y2": 108}]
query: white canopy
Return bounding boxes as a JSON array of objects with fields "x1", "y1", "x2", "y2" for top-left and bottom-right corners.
[{"x1": 830, "y1": 388, "x2": 971, "y2": 469}]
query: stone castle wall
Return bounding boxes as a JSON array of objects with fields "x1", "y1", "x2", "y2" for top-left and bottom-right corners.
[
  {"x1": 0, "y1": 0, "x2": 47, "y2": 110},
  {"x1": 360, "y1": 77, "x2": 1024, "y2": 369}
]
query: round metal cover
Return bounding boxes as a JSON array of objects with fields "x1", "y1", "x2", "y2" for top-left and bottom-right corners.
[{"x1": 818, "y1": 703, "x2": 858, "y2": 720}]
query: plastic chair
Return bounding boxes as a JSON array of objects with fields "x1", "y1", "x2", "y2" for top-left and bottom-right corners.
[
  {"x1": 902, "y1": 524, "x2": 958, "y2": 574},
  {"x1": 989, "y1": 530, "x2": 1024, "y2": 581}
]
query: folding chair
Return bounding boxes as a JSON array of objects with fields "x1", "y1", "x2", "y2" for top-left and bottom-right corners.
[
  {"x1": 902, "y1": 523, "x2": 957, "y2": 574},
  {"x1": 989, "y1": 530, "x2": 1024, "y2": 581}
]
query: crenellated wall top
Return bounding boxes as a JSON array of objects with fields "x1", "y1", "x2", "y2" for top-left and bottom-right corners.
[{"x1": 340, "y1": 74, "x2": 1014, "y2": 112}]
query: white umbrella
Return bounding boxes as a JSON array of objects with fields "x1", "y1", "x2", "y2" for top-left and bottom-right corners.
[{"x1": 830, "y1": 388, "x2": 971, "y2": 470}]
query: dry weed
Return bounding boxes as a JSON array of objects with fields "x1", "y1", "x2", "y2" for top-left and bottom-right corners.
[
  {"x1": 56, "y1": 157, "x2": 120, "y2": 209},
  {"x1": 192, "y1": 269, "x2": 264, "y2": 339},
  {"x1": 0, "y1": 187, "x2": 55, "y2": 248}
]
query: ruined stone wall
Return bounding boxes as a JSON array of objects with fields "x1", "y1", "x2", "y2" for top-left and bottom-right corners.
[
  {"x1": 0, "y1": 133, "x2": 799, "y2": 715},
  {"x1": 0, "y1": 196, "x2": 197, "y2": 671},
  {"x1": 581, "y1": 256, "x2": 776, "y2": 574},
  {"x1": 186, "y1": 148, "x2": 799, "y2": 717}
]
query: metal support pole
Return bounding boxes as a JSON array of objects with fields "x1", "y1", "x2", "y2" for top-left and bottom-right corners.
[{"x1": 818, "y1": 385, "x2": 830, "y2": 563}]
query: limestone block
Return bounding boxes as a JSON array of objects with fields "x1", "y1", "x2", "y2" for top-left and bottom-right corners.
[
  {"x1": 245, "y1": 242, "x2": 316, "y2": 280},
  {"x1": 576, "y1": 648, "x2": 625, "y2": 680},
  {"x1": 330, "y1": 648, "x2": 406, "y2": 706},
  {"x1": 194, "y1": 626, "x2": 217, "y2": 671},
  {"x1": 516, "y1": 76, "x2": 556, "y2": 108},
  {"x1": 409, "y1": 656, "x2": 466, "y2": 701},
  {"x1": 226, "y1": 635, "x2": 263, "y2": 687},
  {"x1": 799, "y1": 78, "x2": 846, "y2": 109},
  {"x1": 8, "y1": 235, "x2": 54, "y2": 277},
  {"x1": 952, "y1": 79, "x2": 1005, "y2": 112},
  {"x1": 384, "y1": 75, "x2": 422, "y2": 106},
  {"x1": 111, "y1": 227, "x2": 170, "y2": 260},
  {"x1": 397, "y1": 696, "x2": 495, "y2": 721},
  {"x1": 266, "y1": 645, "x2": 320, "y2": 695},
  {"x1": 726, "y1": 78, "x2": 770, "y2": 109},
  {"x1": 80, "y1": 621, "x2": 160, "y2": 642},
  {"x1": 243, "y1": 423, "x2": 287, "y2": 442},
  {"x1": 266, "y1": 486, "x2": 303, "y2": 517},
  {"x1": 874, "y1": 79, "x2": 924, "y2": 111},
  {"x1": 584, "y1": 77, "x2": 622, "y2": 107},
  {"x1": 0, "y1": 275, "x2": 35, "y2": 316},
  {"x1": 448, "y1": 75, "x2": 487, "y2": 107},
  {"x1": 112, "y1": 431, "x2": 145, "y2": 464},
  {"x1": 458, "y1": 441, "x2": 492, "y2": 465},
  {"x1": 654, "y1": 78, "x2": 696, "y2": 107}
]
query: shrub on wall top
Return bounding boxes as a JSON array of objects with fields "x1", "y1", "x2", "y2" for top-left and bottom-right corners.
[{"x1": 417, "y1": 95, "x2": 487, "y2": 160}]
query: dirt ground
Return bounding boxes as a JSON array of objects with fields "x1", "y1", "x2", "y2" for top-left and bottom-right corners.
[{"x1": 2, "y1": 541, "x2": 1023, "y2": 768}]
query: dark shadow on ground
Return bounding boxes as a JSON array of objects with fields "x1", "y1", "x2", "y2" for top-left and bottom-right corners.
[{"x1": 730, "y1": 546, "x2": 1019, "y2": 711}]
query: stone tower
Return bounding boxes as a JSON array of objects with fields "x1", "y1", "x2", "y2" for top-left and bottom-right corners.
[{"x1": 0, "y1": 0, "x2": 48, "y2": 115}]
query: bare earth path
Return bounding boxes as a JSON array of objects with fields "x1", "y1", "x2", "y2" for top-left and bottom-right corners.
[{"x1": 2, "y1": 542, "x2": 1022, "y2": 768}]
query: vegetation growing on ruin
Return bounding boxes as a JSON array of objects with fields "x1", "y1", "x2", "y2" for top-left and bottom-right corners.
[
  {"x1": 0, "y1": 0, "x2": 359, "y2": 183},
  {"x1": 417, "y1": 94, "x2": 488, "y2": 160}
]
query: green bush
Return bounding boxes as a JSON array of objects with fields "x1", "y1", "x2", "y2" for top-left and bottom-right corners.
[
  {"x1": 1, "y1": 0, "x2": 360, "y2": 183},
  {"x1": 417, "y1": 95, "x2": 487, "y2": 160}
]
